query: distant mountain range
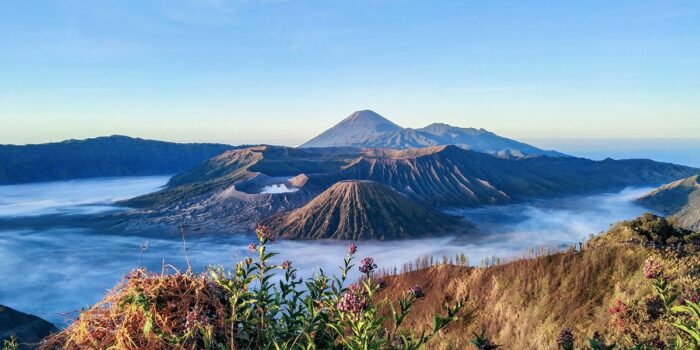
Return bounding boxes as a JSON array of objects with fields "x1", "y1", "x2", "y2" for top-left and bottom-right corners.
[
  {"x1": 261, "y1": 180, "x2": 464, "y2": 240},
  {"x1": 121, "y1": 145, "x2": 699, "y2": 237},
  {"x1": 0, "y1": 136, "x2": 234, "y2": 185},
  {"x1": 637, "y1": 175, "x2": 700, "y2": 231},
  {"x1": 301, "y1": 110, "x2": 567, "y2": 158}
]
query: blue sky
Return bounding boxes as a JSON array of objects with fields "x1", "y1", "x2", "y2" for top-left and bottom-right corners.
[{"x1": 1, "y1": 0, "x2": 698, "y2": 146}]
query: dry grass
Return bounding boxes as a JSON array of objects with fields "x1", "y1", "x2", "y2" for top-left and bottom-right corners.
[
  {"x1": 375, "y1": 226, "x2": 651, "y2": 349},
  {"x1": 39, "y1": 270, "x2": 230, "y2": 350}
]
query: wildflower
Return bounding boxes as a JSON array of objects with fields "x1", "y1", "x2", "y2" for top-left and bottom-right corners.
[
  {"x1": 376, "y1": 279, "x2": 387, "y2": 289},
  {"x1": 255, "y1": 225, "x2": 276, "y2": 244},
  {"x1": 556, "y1": 328, "x2": 574, "y2": 350},
  {"x1": 680, "y1": 291, "x2": 700, "y2": 305},
  {"x1": 347, "y1": 243, "x2": 357, "y2": 255},
  {"x1": 408, "y1": 285, "x2": 424, "y2": 298},
  {"x1": 608, "y1": 299, "x2": 628, "y2": 329},
  {"x1": 337, "y1": 288, "x2": 367, "y2": 316},
  {"x1": 348, "y1": 283, "x2": 364, "y2": 295},
  {"x1": 358, "y1": 257, "x2": 377, "y2": 274},
  {"x1": 281, "y1": 260, "x2": 292, "y2": 269},
  {"x1": 248, "y1": 243, "x2": 257, "y2": 253},
  {"x1": 608, "y1": 299, "x2": 628, "y2": 315},
  {"x1": 643, "y1": 258, "x2": 662, "y2": 279}
]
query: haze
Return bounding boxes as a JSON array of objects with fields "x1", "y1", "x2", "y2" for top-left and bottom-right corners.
[{"x1": 1, "y1": 1, "x2": 699, "y2": 146}]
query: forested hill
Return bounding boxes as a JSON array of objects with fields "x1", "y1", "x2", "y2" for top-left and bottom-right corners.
[{"x1": 0, "y1": 135, "x2": 234, "y2": 185}]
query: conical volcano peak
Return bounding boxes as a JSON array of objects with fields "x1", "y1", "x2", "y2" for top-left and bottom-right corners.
[
  {"x1": 343, "y1": 110, "x2": 399, "y2": 125},
  {"x1": 300, "y1": 110, "x2": 402, "y2": 148},
  {"x1": 260, "y1": 180, "x2": 462, "y2": 240}
]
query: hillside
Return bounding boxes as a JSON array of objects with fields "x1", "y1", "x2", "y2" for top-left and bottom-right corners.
[
  {"x1": 374, "y1": 215, "x2": 700, "y2": 349},
  {"x1": 261, "y1": 180, "x2": 464, "y2": 240},
  {"x1": 1, "y1": 305, "x2": 56, "y2": 349},
  {"x1": 0, "y1": 136, "x2": 234, "y2": 185},
  {"x1": 300, "y1": 110, "x2": 566, "y2": 158},
  {"x1": 121, "y1": 145, "x2": 699, "y2": 233},
  {"x1": 637, "y1": 175, "x2": 700, "y2": 230}
]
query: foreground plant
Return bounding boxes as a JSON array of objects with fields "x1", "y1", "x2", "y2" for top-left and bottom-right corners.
[
  {"x1": 40, "y1": 226, "x2": 465, "y2": 349},
  {"x1": 1, "y1": 336, "x2": 18, "y2": 350}
]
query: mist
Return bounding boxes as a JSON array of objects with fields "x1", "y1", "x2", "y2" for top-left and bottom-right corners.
[
  {"x1": 0, "y1": 177, "x2": 169, "y2": 217},
  {"x1": 0, "y1": 177, "x2": 652, "y2": 326}
]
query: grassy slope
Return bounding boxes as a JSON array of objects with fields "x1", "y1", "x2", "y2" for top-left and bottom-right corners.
[
  {"x1": 638, "y1": 175, "x2": 700, "y2": 231},
  {"x1": 375, "y1": 223, "x2": 651, "y2": 349}
]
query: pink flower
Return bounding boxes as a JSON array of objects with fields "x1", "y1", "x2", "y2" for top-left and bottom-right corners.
[
  {"x1": 348, "y1": 243, "x2": 357, "y2": 255},
  {"x1": 608, "y1": 299, "x2": 628, "y2": 315},
  {"x1": 281, "y1": 260, "x2": 292, "y2": 269},
  {"x1": 256, "y1": 225, "x2": 276, "y2": 244},
  {"x1": 248, "y1": 243, "x2": 257, "y2": 253},
  {"x1": 643, "y1": 258, "x2": 663, "y2": 279},
  {"x1": 408, "y1": 285, "x2": 424, "y2": 298},
  {"x1": 358, "y1": 257, "x2": 376, "y2": 274},
  {"x1": 337, "y1": 287, "x2": 367, "y2": 316}
]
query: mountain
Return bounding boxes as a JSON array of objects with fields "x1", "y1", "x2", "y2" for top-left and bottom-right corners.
[
  {"x1": 637, "y1": 175, "x2": 700, "y2": 230},
  {"x1": 260, "y1": 180, "x2": 464, "y2": 240},
  {"x1": 1, "y1": 304, "x2": 56, "y2": 349},
  {"x1": 0, "y1": 135, "x2": 234, "y2": 185},
  {"x1": 121, "y1": 145, "x2": 699, "y2": 234},
  {"x1": 300, "y1": 110, "x2": 566, "y2": 158},
  {"x1": 300, "y1": 110, "x2": 402, "y2": 148}
]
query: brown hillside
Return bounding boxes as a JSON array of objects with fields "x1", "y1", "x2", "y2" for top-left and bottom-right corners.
[{"x1": 373, "y1": 220, "x2": 700, "y2": 349}]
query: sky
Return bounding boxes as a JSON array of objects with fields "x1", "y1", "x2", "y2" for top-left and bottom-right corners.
[{"x1": 1, "y1": 0, "x2": 699, "y2": 147}]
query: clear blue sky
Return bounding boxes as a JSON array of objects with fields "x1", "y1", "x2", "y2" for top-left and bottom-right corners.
[{"x1": 1, "y1": 0, "x2": 698, "y2": 146}]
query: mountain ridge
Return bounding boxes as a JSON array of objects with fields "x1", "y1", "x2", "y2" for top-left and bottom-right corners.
[
  {"x1": 300, "y1": 110, "x2": 566, "y2": 158},
  {"x1": 120, "y1": 145, "x2": 699, "y2": 234},
  {"x1": 0, "y1": 135, "x2": 234, "y2": 185}
]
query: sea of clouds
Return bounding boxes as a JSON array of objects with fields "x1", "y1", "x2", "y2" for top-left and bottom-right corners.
[{"x1": 0, "y1": 176, "x2": 651, "y2": 325}]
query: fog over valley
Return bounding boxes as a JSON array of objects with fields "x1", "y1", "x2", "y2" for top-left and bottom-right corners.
[{"x1": 0, "y1": 176, "x2": 651, "y2": 325}]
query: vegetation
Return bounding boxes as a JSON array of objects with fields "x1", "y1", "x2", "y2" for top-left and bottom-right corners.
[
  {"x1": 372, "y1": 214, "x2": 700, "y2": 349},
  {"x1": 12, "y1": 214, "x2": 699, "y2": 349},
  {"x1": 37, "y1": 227, "x2": 465, "y2": 350}
]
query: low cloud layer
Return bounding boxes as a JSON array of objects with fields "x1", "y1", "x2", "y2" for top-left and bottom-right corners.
[{"x1": 0, "y1": 177, "x2": 652, "y2": 325}]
